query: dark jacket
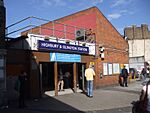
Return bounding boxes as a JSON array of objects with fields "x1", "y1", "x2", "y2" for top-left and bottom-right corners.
[
  {"x1": 141, "y1": 68, "x2": 147, "y2": 75},
  {"x1": 122, "y1": 68, "x2": 129, "y2": 78}
]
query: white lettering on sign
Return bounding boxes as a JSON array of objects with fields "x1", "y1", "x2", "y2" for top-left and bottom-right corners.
[{"x1": 78, "y1": 47, "x2": 87, "y2": 51}]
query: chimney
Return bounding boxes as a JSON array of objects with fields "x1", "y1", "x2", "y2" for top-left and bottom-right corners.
[
  {"x1": 141, "y1": 24, "x2": 148, "y2": 39},
  {"x1": 141, "y1": 24, "x2": 148, "y2": 30},
  {"x1": 0, "y1": 0, "x2": 6, "y2": 48}
]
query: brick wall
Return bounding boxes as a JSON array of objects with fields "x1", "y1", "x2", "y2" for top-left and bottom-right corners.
[
  {"x1": 21, "y1": 7, "x2": 129, "y2": 89},
  {"x1": 94, "y1": 7, "x2": 128, "y2": 87}
]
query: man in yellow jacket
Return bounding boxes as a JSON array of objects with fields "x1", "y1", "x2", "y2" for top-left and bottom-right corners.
[{"x1": 85, "y1": 65, "x2": 95, "y2": 98}]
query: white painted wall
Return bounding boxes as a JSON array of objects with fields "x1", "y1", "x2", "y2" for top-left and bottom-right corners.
[{"x1": 128, "y1": 39, "x2": 150, "y2": 64}]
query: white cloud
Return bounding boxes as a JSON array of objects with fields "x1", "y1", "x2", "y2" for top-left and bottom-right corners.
[
  {"x1": 43, "y1": 0, "x2": 52, "y2": 6},
  {"x1": 107, "y1": 9, "x2": 134, "y2": 20},
  {"x1": 43, "y1": 0, "x2": 66, "y2": 7},
  {"x1": 30, "y1": 0, "x2": 41, "y2": 5},
  {"x1": 111, "y1": 0, "x2": 133, "y2": 8},
  {"x1": 109, "y1": 0, "x2": 135, "y2": 20},
  {"x1": 71, "y1": 0, "x2": 103, "y2": 9},
  {"x1": 30, "y1": 0, "x2": 67, "y2": 9},
  {"x1": 91, "y1": 0, "x2": 103, "y2": 5},
  {"x1": 120, "y1": 10, "x2": 127, "y2": 13},
  {"x1": 54, "y1": 0, "x2": 66, "y2": 6},
  {"x1": 108, "y1": 13, "x2": 121, "y2": 20},
  {"x1": 30, "y1": 0, "x2": 103, "y2": 11},
  {"x1": 111, "y1": 0, "x2": 126, "y2": 7}
]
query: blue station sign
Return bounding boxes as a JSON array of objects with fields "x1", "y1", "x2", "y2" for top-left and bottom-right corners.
[
  {"x1": 50, "y1": 53, "x2": 81, "y2": 62},
  {"x1": 38, "y1": 40, "x2": 89, "y2": 54}
]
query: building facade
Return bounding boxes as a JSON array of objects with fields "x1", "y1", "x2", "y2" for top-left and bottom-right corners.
[
  {"x1": 6, "y1": 7, "x2": 129, "y2": 98},
  {"x1": 124, "y1": 24, "x2": 150, "y2": 71}
]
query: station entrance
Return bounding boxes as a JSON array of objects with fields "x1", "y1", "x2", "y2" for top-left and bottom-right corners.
[
  {"x1": 40, "y1": 62, "x2": 55, "y2": 92},
  {"x1": 39, "y1": 62, "x2": 86, "y2": 96}
]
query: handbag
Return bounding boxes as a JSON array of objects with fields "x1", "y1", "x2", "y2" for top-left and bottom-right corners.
[{"x1": 138, "y1": 82, "x2": 149, "y2": 112}]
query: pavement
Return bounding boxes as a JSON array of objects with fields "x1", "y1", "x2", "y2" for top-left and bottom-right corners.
[{"x1": 0, "y1": 79, "x2": 147, "y2": 113}]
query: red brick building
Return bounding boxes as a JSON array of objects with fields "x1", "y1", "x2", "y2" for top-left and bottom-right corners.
[{"x1": 6, "y1": 7, "x2": 129, "y2": 98}]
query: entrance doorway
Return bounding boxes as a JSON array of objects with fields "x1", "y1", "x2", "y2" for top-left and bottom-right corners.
[
  {"x1": 39, "y1": 62, "x2": 86, "y2": 96},
  {"x1": 58, "y1": 62, "x2": 73, "y2": 90},
  {"x1": 40, "y1": 62, "x2": 55, "y2": 92},
  {"x1": 40, "y1": 62, "x2": 75, "y2": 96},
  {"x1": 77, "y1": 63, "x2": 86, "y2": 91}
]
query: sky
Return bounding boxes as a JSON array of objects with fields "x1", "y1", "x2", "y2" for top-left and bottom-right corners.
[{"x1": 4, "y1": 0, "x2": 150, "y2": 37}]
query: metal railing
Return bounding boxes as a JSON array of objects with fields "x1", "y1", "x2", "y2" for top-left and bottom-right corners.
[{"x1": 5, "y1": 16, "x2": 87, "y2": 41}]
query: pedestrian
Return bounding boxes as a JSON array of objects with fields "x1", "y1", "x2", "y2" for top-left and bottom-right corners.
[
  {"x1": 18, "y1": 71, "x2": 27, "y2": 108},
  {"x1": 147, "y1": 67, "x2": 150, "y2": 78},
  {"x1": 85, "y1": 65, "x2": 95, "y2": 98},
  {"x1": 132, "y1": 81, "x2": 150, "y2": 113},
  {"x1": 141, "y1": 68, "x2": 147, "y2": 80},
  {"x1": 58, "y1": 69, "x2": 64, "y2": 91},
  {"x1": 64, "y1": 71, "x2": 71, "y2": 89},
  {"x1": 121, "y1": 65, "x2": 129, "y2": 87},
  {"x1": 138, "y1": 80, "x2": 150, "y2": 113}
]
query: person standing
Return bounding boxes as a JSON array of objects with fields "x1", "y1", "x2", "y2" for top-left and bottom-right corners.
[
  {"x1": 121, "y1": 65, "x2": 129, "y2": 87},
  {"x1": 18, "y1": 71, "x2": 27, "y2": 108},
  {"x1": 85, "y1": 65, "x2": 95, "y2": 98},
  {"x1": 64, "y1": 72, "x2": 71, "y2": 89},
  {"x1": 58, "y1": 69, "x2": 64, "y2": 91},
  {"x1": 138, "y1": 81, "x2": 150, "y2": 113},
  {"x1": 141, "y1": 68, "x2": 147, "y2": 80},
  {"x1": 147, "y1": 67, "x2": 150, "y2": 78}
]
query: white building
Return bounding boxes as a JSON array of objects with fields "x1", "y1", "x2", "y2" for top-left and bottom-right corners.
[{"x1": 124, "y1": 24, "x2": 150, "y2": 71}]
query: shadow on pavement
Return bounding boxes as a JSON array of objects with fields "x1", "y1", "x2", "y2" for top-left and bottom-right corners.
[{"x1": 0, "y1": 94, "x2": 85, "y2": 113}]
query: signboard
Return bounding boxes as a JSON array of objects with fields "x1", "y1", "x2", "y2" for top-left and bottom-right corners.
[
  {"x1": 50, "y1": 53, "x2": 81, "y2": 62},
  {"x1": 38, "y1": 40, "x2": 89, "y2": 54}
]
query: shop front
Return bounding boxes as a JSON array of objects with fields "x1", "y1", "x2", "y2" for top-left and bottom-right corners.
[{"x1": 27, "y1": 34, "x2": 95, "y2": 96}]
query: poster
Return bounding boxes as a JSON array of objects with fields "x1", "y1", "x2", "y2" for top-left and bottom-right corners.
[
  {"x1": 108, "y1": 63, "x2": 113, "y2": 75},
  {"x1": 103, "y1": 63, "x2": 108, "y2": 75},
  {"x1": 113, "y1": 63, "x2": 120, "y2": 74}
]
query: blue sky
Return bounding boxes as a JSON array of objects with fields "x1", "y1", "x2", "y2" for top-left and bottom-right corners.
[{"x1": 4, "y1": 0, "x2": 150, "y2": 36}]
